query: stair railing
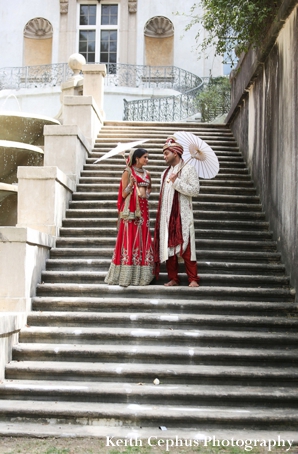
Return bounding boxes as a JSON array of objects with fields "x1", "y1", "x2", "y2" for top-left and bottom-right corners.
[
  {"x1": 123, "y1": 81, "x2": 210, "y2": 122},
  {"x1": 0, "y1": 62, "x2": 201, "y2": 92}
]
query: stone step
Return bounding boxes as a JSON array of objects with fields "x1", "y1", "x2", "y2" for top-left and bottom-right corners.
[
  {"x1": 73, "y1": 189, "x2": 256, "y2": 200},
  {"x1": 85, "y1": 154, "x2": 242, "y2": 163},
  {"x1": 102, "y1": 121, "x2": 230, "y2": 129},
  {"x1": 91, "y1": 150, "x2": 242, "y2": 161},
  {"x1": 65, "y1": 202, "x2": 263, "y2": 214},
  {"x1": 97, "y1": 127, "x2": 234, "y2": 135},
  {"x1": 0, "y1": 398, "x2": 298, "y2": 429},
  {"x1": 94, "y1": 131, "x2": 237, "y2": 140},
  {"x1": 79, "y1": 174, "x2": 251, "y2": 186},
  {"x1": 57, "y1": 234, "x2": 275, "y2": 252},
  {"x1": 59, "y1": 225, "x2": 272, "y2": 243},
  {"x1": 18, "y1": 326, "x2": 298, "y2": 348},
  {"x1": 40, "y1": 271, "x2": 289, "y2": 288},
  {"x1": 9, "y1": 344, "x2": 298, "y2": 367},
  {"x1": 2, "y1": 380, "x2": 298, "y2": 408},
  {"x1": 77, "y1": 178, "x2": 255, "y2": 187},
  {"x1": 88, "y1": 153, "x2": 244, "y2": 162},
  {"x1": 92, "y1": 139, "x2": 239, "y2": 148},
  {"x1": 45, "y1": 259, "x2": 284, "y2": 275},
  {"x1": 50, "y1": 247, "x2": 281, "y2": 263},
  {"x1": 69, "y1": 198, "x2": 262, "y2": 211},
  {"x1": 59, "y1": 218, "x2": 270, "y2": 231},
  {"x1": 87, "y1": 160, "x2": 246, "y2": 170},
  {"x1": 61, "y1": 211, "x2": 266, "y2": 223},
  {"x1": 63, "y1": 207, "x2": 268, "y2": 218},
  {"x1": 5, "y1": 362, "x2": 298, "y2": 387},
  {"x1": 25, "y1": 312, "x2": 298, "y2": 333},
  {"x1": 93, "y1": 138, "x2": 234, "y2": 148},
  {"x1": 80, "y1": 167, "x2": 251, "y2": 179},
  {"x1": 35, "y1": 283, "x2": 295, "y2": 302},
  {"x1": 31, "y1": 297, "x2": 298, "y2": 317}
]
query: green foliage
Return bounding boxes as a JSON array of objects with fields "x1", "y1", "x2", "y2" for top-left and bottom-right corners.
[
  {"x1": 197, "y1": 76, "x2": 231, "y2": 122},
  {"x1": 184, "y1": 0, "x2": 281, "y2": 64}
]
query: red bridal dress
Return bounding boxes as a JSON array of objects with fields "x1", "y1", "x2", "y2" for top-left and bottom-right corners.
[{"x1": 104, "y1": 166, "x2": 154, "y2": 287}]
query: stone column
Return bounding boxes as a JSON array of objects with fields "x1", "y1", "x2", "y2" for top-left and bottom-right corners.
[
  {"x1": 17, "y1": 166, "x2": 76, "y2": 237},
  {"x1": 82, "y1": 64, "x2": 106, "y2": 118},
  {"x1": 0, "y1": 227, "x2": 55, "y2": 312},
  {"x1": 44, "y1": 124, "x2": 91, "y2": 183}
]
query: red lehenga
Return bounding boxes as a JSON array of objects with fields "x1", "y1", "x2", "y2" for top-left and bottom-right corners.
[{"x1": 104, "y1": 167, "x2": 154, "y2": 287}]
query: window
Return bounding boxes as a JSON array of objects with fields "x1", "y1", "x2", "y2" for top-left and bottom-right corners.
[{"x1": 78, "y1": 3, "x2": 118, "y2": 71}]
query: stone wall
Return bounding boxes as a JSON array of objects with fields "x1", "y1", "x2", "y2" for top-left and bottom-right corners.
[{"x1": 226, "y1": 0, "x2": 298, "y2": 299}]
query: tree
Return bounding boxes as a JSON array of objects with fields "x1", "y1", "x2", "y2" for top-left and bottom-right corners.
[
  {"x1": 197, "y1": 76, "x2": 231, "y2": 122},
  {"x1": 184, "y1": 0, "x2": 281, "y2": 65}
]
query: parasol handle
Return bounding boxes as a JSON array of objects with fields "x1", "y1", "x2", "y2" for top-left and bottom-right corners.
[
  {"x1": 166, "y1": 157, "x2": 193, "y2": 183},
  {"x1": 123, "y1": 154, "x2": 141, "y2": 196}
]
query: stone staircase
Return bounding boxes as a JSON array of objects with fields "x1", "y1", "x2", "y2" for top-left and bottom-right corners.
[{"x1": 0, "y1": 121, "x2": 298, "y2": 434}]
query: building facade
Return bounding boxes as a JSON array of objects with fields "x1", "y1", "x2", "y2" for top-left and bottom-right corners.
[
  {"x1": 1, "y1": 0, "x2": 224, "y2": 119},
  {"x1": 1, "y1": 0, "x2": 223, "y2": 77}
]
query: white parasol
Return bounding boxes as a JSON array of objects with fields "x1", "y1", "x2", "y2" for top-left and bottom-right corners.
[
  {"x1": 173, "y1": 131, "x2": 219, "y2": 179},
  {"x1": 93, "y1": 139, "x2": 150, "y2": 164}
]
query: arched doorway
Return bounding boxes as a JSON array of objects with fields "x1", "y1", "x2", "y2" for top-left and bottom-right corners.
[
  {"x1": 23, "y1": 17, "x2": 53, "y2": 66},
  {"x1": 144, "y1": 16, "x2": 174, "y2": 67}
]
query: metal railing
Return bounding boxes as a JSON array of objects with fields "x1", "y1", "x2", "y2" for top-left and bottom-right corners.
[
  {"x1": 0, "y1": 62, "x2": 200, "y2": 92},
  {"x1": 0, "y1": 62, "x2": 230, "y2": 122},
  {"x1": 123, "y1": 75, "x2": 231, "y2": 122},
  {"x1": 0, "y1": 63, "x2": 72, "y2": 90},
  {"x1": 123, "y1": 83, "x2": 209, "y2": 122},
  {"x1": 103, "y1": 63, "x2": 201, "y2": 91}
]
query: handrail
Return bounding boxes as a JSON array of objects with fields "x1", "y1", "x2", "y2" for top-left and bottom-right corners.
[
  {"x1": 123, "y1": 82, "x2": 208, "y2": 122},
  {"x1": 0, "y1": 63, "x2": 72, "y2": 90},
  {"x1": 0, "y1": 62, "x2": 229, "y2": 122},
  {"x1": 0, "y1": 62, "x2": 200, "y2": 92}
]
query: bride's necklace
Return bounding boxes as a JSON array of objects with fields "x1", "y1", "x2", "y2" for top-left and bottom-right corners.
[{"x1": 133, "y1": 166, "x2": 144, "y2": 173}]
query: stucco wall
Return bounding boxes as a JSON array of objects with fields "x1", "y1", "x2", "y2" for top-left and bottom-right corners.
[{"x1": 227, "y1": 1, "x2": 298, "y2": 298}]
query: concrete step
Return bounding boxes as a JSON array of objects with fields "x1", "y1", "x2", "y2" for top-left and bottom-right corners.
[
  {"x1": 35, "y1": 283, "x2": 295, "y2": 302},
  {"x1": 50, "y1": 247, "x2": 281, "y2": 263},
  {"x1": 25, "y1": 312, "x2": 298, "y2": 332},
  {"x1": 31, "y1": 297, "x2": 298, "y2": 317},
  {"x1": 61, "y1": 210, "x2": 266, "y2": 223},
  {"x1": 77, "y1": 179, "x2": 256, "y2": 190},
  {"x1": 60, "y1": 216, "x2": 270, "y2": 230},
  {"x1": 18, "y1": 326, "x2": 298, "y2": 349},
  {"x1": 11, "y1": 343, "x2": 298, "y2": 367},
  {"x1": 76, "y1": 186, "x2": 257, "y2": 197},
  {"x1": 2, "y1": 380, "x2": 298, "y2": 408},
  {"x1": 45, "y1": 259, "x2": 284, "y2": 275},
  {"x1": 40, "y1": 271, "x2": 290, "y2": 288},
  {"x1": 56, "y1": 235, "x2": 275, "y2": 252},
  {"x1": 87, "y1": 153, "x2": 244, "y2": 162},
  {"x1": 79, "y1": 174, "x2": 252, "y2": 186},
  {"x1": 83, "y1": 158, "x2": 243, "y2": 167},
  {"x1": 70, "y1": 193, "x2": 261, "y2": 205},
  {"x1": 65, "y1": 205, "x2": 262, "y2": 219},
  {"x1": 5, "y1": 361, "x2": 298, "y2": 387},
  {"x1": 3, "y1": 121, "x2": 296, "y2": 434},
  {"x1": 0, "y1": 398, "x2": 298, "y2": 429},
  {"x1": 60, "y1": 224, "x2": 272, "y2": 242}
]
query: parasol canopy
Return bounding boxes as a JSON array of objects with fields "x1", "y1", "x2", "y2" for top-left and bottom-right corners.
[
  {"x1": 93, "y1": 139, "x2": 150, "y2": 164},
  {"x1": 173, "y1": 131, "x2": 219, "y2": 179}
]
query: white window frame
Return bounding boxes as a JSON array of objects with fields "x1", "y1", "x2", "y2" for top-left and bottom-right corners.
[{"x1": 77, "y1": 1, "x2": 119, "y2": 66}]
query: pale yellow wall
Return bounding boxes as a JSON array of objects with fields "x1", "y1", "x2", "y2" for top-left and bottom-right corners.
[
  {"x1": 24, "y1": 37, "x2": 52, "y2": 66},
  {"x1": 145, "y1": 36, "x2": 173, "y2": 66}
]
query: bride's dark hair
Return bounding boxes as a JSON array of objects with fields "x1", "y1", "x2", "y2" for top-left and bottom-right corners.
[{"x1": 131, "y1": 148, "x2": 147, "y2": 165}]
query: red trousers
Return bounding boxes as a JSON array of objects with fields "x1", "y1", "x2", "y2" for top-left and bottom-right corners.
[{"x1": 166, "y1": 242, "x2": 200, "y2": 284}]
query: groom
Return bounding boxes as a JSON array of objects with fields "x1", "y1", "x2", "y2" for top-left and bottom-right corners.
[{"x1": 154, "y1": 136, "x2": 200, "y2": 287}]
